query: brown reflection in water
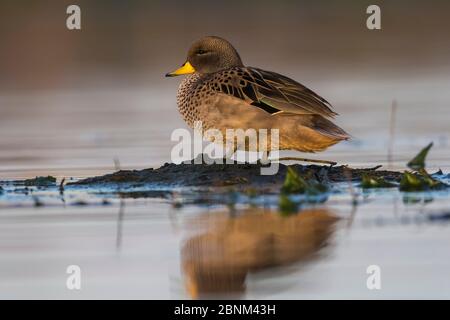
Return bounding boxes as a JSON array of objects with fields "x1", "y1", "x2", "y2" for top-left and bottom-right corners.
[{"x1": 181, "y1": 208, "x2": 338, "y2": 298}]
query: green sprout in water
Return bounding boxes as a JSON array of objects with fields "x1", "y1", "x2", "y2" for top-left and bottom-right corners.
[
  {"x1": 400, "y1": 142, "x2": 447, "y2": 192},
  {"x1": 281, "y1": 167, "x2": 328, "y2": 195},
  {"x1": 399, "y1": 171, "x2": 428, "y2": 192},
  {"x1": 418, "y1": 168, "x2": 442, "y2": 189},
  {"x1": 360, "y1": 173, "x2": 396, "y2": 189},
  {"x1": 407, "y1": 142, "x2": 433, "y2": 171},
  {"x1": 278, "y1": 167, "x2": 328, "y2": 215},
  {"x1": 282, "y1": 167, "x2": 307, "y2": 193}
]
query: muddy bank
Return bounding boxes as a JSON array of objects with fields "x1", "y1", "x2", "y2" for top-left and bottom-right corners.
[
  {"x1": 69, "y1": 156, "x2": 402, "y2": 189},
  {"x1": 1, "y1": 153, "x2": 447, "y2": 208}
]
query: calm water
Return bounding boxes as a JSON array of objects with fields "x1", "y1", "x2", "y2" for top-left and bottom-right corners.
[{"x1": 1, "y1": 73, "x2": 450, "y2": 299}]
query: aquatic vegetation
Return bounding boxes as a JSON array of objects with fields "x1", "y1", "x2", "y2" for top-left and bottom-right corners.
[
  {"x1": 400, "y1": 172, "x2": 428, "y2": 192},
  {"x1": 407, "y1": 142, "x2": 433, "y2": 171},
  {"x1": 24, "y1": 176, "x2": 57, "y2": 187},
  {"x1": 278, "y1": 167, "x2": 328, "y2": 214},
  {"x1": 281, "y1": 167, "x2": 307, "y2": 194},
  {"x1": 278, "y1": 194, "x2": 299, "y2": 215},
  {"x1": 419, "y1": 169, "x2": 443, "y2": 188},
  {"x1": 400, "y1": 143, "x2": 448, "y2": 192},
  {"x1": 281, "y1": 167, "x2": 328, "y2": 195},
  {"x1": 399, "y1": 171, "x2": 446, "y2": 192},
  {"x1": 360, "y1": 173, "x2": 396, "y2": 189}
]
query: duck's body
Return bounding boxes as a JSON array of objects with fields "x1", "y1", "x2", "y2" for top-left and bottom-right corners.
[{"x1": 168, "y1": 36, "x2": 349, "y2": 153}]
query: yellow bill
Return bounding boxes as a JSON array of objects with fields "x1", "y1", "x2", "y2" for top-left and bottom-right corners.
[{"x1": 165, "y1": 61, "x2": 196, "y2": 77}]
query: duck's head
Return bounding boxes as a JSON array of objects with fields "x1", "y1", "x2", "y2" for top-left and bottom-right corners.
[{"x1": 166, "y1": 36, "x2": 243, "y2": 77}]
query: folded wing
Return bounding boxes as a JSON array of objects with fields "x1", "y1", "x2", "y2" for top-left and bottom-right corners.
[{"x1": 206, "y1": 67, "x2": 338, "y2": 118}]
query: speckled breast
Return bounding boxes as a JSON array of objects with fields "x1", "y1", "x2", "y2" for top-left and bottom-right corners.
[{"x1": 176, "y1": 73, "x2": 214, "y2": 128}]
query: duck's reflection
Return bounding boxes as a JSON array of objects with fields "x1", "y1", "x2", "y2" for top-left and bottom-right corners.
[{"x1": 181, "y1": 208, "x2": 338, "y2": 298}]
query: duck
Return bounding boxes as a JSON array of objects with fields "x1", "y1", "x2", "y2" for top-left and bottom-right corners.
[{"x1": 166, "y1": 36, "x2": 349, "y2": 162}]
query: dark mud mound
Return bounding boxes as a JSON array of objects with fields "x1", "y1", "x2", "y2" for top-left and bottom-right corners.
[{"x1": 69, "y1": 157, "x2": 402, "y2": 188}]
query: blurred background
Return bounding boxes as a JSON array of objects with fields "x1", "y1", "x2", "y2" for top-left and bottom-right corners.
[{"x1": 1, "y1": 0, "x2": 449, "y2": 177}]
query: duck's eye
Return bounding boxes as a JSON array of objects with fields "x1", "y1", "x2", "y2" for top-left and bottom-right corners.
[{"x1": 196, "y1": 49, "x2": 207, "y2": 55}]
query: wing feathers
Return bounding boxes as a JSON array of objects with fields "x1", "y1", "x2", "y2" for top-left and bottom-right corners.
[{"x1": 207, "y1": 67, "x2": 338, "y2": 118}]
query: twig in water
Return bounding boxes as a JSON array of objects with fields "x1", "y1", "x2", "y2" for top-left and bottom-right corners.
[
  {"x1": 277, "y1": 157, "x2": 337, "y2": 166},
  {"x1": 59, "y1": 178, "x2": 66, "y2": 206},
  {"x1": 116, "y1": 199, "x2": 125, "y2": 250},
  {"x1": 343, "y1": 167, "x2": 358, "y2": 228},
  {"x1": 59, "y1": 178, "x2": 66, "y2": 195},
  {"x1": 388, "y1": 100, "x2": 397, "y2": 169},
  {"x1": 113, "y1": 157, "x2": 121, "y2": 171},
  {"x1": 113, "y1": 157, "x2": 124, "y2": 250}
]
